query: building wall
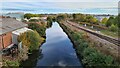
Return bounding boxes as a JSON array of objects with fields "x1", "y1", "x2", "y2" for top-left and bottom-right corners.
[
  {"x1": 12, "y1": 33, "x2": 18, "y2": 45},
  {"x1": 0, "y1": 32, "x2": 12, "y2": 50},
  {"x1": 0, "y1": 36, "x2": 2, "y2": 50}
]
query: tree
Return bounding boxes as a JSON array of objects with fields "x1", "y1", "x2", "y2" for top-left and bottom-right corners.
[
  {"x1": 28, "y1": 23, "x2": 46, "y2": 36},
  {"x1": 72, "y1": 13, "x2": 76, "y2": 20},
  {"x1": 24, "y1": 13, "x2": 41, "y2": 19},
  {"x1": 18, "y1": 31, "x2": 43, "y2": 52},
  {"x1": 90, "y1": 17, "x2": 98, "y2": 24},
  {"x1": 56, "y1": 14, "x2": 67, "y2": 22},
  {"x1": 101, "y1": 17, "x2": 108, "y2": 25},
  {"x1": 72, "y1": 13, "x2": 86, "y2": 22},
  {"x1": 109, "y1": 24, "x2": 118, "y2": 32},
  {"x1": 24, "y1": 13, "x2": 33, "y2": 19},
  {"x1": 47, "y1": 16, "x2": 53, "y2": 28},
  {"x1": 106, "y1": 16, "x2": 114, "y2": 27},
  {"x1": 118, "y1": 14, "x2": 120, "y2": 28}
]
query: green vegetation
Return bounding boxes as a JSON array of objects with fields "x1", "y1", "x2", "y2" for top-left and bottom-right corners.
[
  {"x1": 19, "y1": 50, "x2": 40, "y2": 67},
  {"x1": 72, "y1": 14, "x2": 99, "y2": 24},
  {"x1": 2, "y1": 58, "x2": 20, "y2": 67},
  {"x1": 101, "y1": 17, "x2": 108, "y2": 25},
  {"x1": 56, "y1": 14, "x2": 67, "y2": 22},
  {"x1": 105, "y1": 16, "x2": 114, "y2": 27},
  {"x1": 17, "y1": 19, "x2": 47, "y2": 67},
  {"x1": 70, "y1": 13, "x2": 119, "y2": 37},
  {"x1": 47, "y1": 16, "x2": 53, "y2": 28},
  {"x1": 29, "y1": 19, "x2": 39, "y2": 22},
  {"x1": 2, "y1": 27, "x2": 45, "y2": 68},
  {"x1": 18, "y1": 30, "x2": 44, "y2": 53},
  {"x1": 28, "y1": 23, "x2": 46, "y2": 36},
  {"x1": 24, "y1": 13, "x2": 41, "y2": 19},
  {"x1": 109, "y1": 24, "x2": 118, "y2": 32},
  {"x1": 60, "y1": 23, "x2": 118, "y2": 68}
]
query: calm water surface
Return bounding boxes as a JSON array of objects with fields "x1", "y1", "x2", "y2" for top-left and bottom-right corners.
[{"x1": 36, "y1": 22, "x2": 82, "y2": 67}]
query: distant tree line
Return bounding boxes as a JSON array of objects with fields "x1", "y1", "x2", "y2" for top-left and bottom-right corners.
[
  {"x1": 101, "y1": 15, "x2": 119, "y2": 32},
  {"x1": 55, "y1": 13, "x2": 119, "y2": 32},
  {"x1": 24, "y1": 13, "x2": 42, "y2": 19}
]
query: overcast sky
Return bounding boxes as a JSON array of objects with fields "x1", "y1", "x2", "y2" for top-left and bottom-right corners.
[
  {"x1": 0, "y1": 0, "x2": 119, "y2": 15},
  {"x1": 0, "y1": 0, "x2": 119, "y2": 2}
]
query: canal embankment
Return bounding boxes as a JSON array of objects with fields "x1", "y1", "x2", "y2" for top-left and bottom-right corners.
[{"x1": 59, "y1": 21, "x2": 120, "y2": 68}]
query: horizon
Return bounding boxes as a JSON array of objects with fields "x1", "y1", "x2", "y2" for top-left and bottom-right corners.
[{"x1": 1, "y1": 1, "x2": 119, "y2": 15}]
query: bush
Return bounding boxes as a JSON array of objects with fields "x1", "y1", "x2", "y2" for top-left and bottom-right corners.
[
  {"x1": 109, "y1": 24, "x2": 118, "y2": 32},
  {"x1": 82, "y1": 47, "x2": 114, "y2": 67},
  {"x1": 29, "y1": 19, "x2": 39, "y2": 22},
  {"x1": 3, "y1": 58, "x2": 20, "y2": 67},
  {"x1": 18, "y1": 30, "x2": 43, "y2": 52},
  {"x1": 76, "y1": 42, "x2": 88, "y2": 56}
]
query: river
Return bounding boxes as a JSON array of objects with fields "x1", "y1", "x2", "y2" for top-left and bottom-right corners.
[{"x1": 36, "y1": 22, "x2": 82, "y2": 67}]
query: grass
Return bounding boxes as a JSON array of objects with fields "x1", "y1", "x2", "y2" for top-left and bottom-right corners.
[
  {"x1": 79, "y1": 23, "x2": 119, "y2": 38},
  {"x1": 100, "y1": 30, "x2": 118, "y2": 38}
]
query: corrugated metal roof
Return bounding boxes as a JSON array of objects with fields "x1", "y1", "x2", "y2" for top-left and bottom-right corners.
[{"x1": 0, "y1": 18, "x2": 27, "y2": 35}]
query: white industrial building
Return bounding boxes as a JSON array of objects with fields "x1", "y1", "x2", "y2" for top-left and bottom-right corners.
[{"x1": 12, "y1": 27, "x2": 32, "y2": 45}]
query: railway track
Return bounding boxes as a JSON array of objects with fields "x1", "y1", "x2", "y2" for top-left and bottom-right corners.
[{"x1": 66, "y1": 21, "x2": 120, "y2": 46}]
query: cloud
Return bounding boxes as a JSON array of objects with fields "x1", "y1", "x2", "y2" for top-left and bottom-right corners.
[
  {"x1": 2, "y1": 2, "x2": 118, "y2": 9},
  {"x1": 58, "y1": 60, "x2": 66, "y2": 66},
  {"x1": 0, "y1": 0, "x2": 119, "y2": 2},
  {"x1": 1, "y1": 2, "x2": 118, "y2": 15},
  {"x1": 55, "y1": 2, "x2": 118, "y2": 9}
]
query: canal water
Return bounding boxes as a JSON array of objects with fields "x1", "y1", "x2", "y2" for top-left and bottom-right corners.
[{"x1": 36, "y1": 22, "x2": 82, "y2": 67}]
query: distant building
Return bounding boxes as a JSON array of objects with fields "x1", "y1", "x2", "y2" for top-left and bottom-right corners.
[
  {"x1": 94, "y1": 15, "x2": 110, "y2": 21},
  {"x1": 24, "y1": 16, "x2": 47, "y2": 24},
  {"x1": 0, "y1": 18, "x2": 28, "y2": 50},
  {"x1": 2, "y1": 12, "x2": 24, "y2": 21}
]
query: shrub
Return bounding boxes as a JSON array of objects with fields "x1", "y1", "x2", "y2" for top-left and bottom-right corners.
[
  {"x1": 109, "y1": 24, "x2": 118, "y2": 32},
  {"x1": 3, "y1": 59, "x2": 19, "y2": 67},
  {"x1": 29, "y1": 19, "x2": 39, "y2": 22},
  {"x1": 82, "y1": 47, "x2": 114, "y2": 67},
  {"x1": 18, "y1": 31, "x2": 43, "y2": 53},
  {"x1": 76, "y1": 42, "x2": 88, "y2": 56}
]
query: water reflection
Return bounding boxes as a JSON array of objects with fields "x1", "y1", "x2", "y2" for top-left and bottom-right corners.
[{"x1": 36, "y1": 22, "x2": 82, "y2": 67}]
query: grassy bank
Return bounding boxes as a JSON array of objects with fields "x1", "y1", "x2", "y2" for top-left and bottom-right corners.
[{"x1": 59, "y1": 22, "x2": 119, "y2": 68}]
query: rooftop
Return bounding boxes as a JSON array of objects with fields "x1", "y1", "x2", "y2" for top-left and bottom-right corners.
[
  {"x1": 0, "y1": 18, "x2": 27, "y2": 35},
  {"x1": 12, "y1": 27, "x2": 32, "y2": 35}
]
